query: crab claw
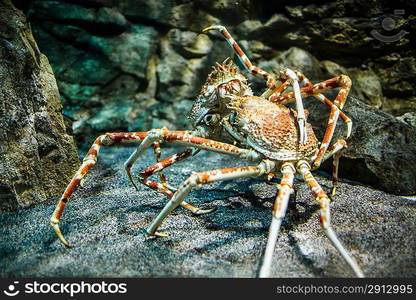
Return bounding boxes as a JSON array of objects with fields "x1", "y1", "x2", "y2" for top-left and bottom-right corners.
[{"x1": 50, "y1": 219, "x2": 71, "y2": 248}]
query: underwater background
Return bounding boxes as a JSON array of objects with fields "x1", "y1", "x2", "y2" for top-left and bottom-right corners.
[
  {"x1": 0, "y1": 0, "x2": 415, "y2": 277},
  {"x1": 3, "y1": 0, "x2": 415, "y2": 209},
  {"x1": 25, "y1": 0, "x2": 416, "y2": 134}
]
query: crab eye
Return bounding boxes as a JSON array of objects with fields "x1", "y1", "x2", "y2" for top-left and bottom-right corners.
[{"x1": 203, "y1": 114, "x2": 218, "y2": 125}]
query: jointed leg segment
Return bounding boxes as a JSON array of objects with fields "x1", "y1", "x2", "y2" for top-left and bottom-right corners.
[
  {"x1": 203, "y1": 25, "x2": 308, "y2": 144},
  {"x1": 50, "y1": 131, "x2": 148, "y2": 247},
  {"x1": 137, "y1": 148, "x2": 216, "y2": 215},
  {"x1": 51, "y1": 129, "x2": 262, "y2": 247},
  {"x1": 146, "y1": 160, "x2": 275, "y2": 237},
  {"x1": 270, "y1": 75, "x2": 352, "y2": 167},
  {"x1": 297, "y1": 161, "x2": 364, "y2": 278},
  {"x1": 259, "y1": 162, "x2": 296, "y2": 278}
]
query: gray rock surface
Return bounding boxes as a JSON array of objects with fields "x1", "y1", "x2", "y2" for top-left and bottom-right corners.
[
  {"x1": 306, "y1": 96, "x2": 416, "y2": 196},
  {"x1": 0, "y1": 0, "x2": 79, "y2": 210},
  {"x1": 0, "y1": 145, "x2": 415, "y2": 277}
]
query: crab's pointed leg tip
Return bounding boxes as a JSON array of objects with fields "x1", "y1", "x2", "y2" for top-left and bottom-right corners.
[
  {"x1": 202, "y1": 26, "x2": 218, "y2": 33},
  {"x1": 331, "y1": 187, "x2": 337, "y2": 197},
  {"x1": 258, "y1": 269, "x2": 271, "y2": 278},
  {"x1": 146, "y1": 231, "x2": 169, "y2": 238},
  {"x1": 193, "y1": 207, "x2": 217, "y2": 215},
  {"x1": 51, "y1": 222, "x2": 71, "y2": 248}
]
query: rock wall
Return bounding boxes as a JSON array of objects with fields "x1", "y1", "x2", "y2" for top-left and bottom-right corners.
[
  {"x1": 0, "y1": 0, "x2": 79, "y2": 210},
  {"x1": 24, "y1": 0, "x2": 415, "y2": 139},
  {"x1": 13, "y1": 0, "x2": 416, "y2": 195}
]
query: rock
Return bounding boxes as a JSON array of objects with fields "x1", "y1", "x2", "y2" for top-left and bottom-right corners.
[
  {"x1": 342, "y1": 98, "x2": 416, "y2": 195},
  {"x1": 30, "y1": 19, "x2": 157, "y2": 143},
  {"x1": 0, "y1": 0, "x2": 79, "y2": 210},
  {"x1": 373, "y1": 55, "x2": 416, "y2": 115},
  {"x1": 277, "y1": 47, "x2": 323, "y2": 81},
  {"x1": 32, "y1": 1, "x2": 129, "y2": 34},
  {"x1": 156, "y1": 29, "x2": 227, "y2": 104},
  {"x1": 397, "y1": 112, "x2": 416, "y2": 128},
  {"x1": 321, "y1": 60, "x2": 348, "y2": 77},
  {"x1": 115, "y1": 0, "x2": 220, "y2": 31},
  {"x1": 246, "y1": 47, "x2": 322, "y2": 93},
  {"x1": 348, "y1": 68, "x2": 384, "y2": 108},
  {"x1": 115, "y1": 0, "x2": 175, "y2": 25},
  {"x1": 306, "y1": 97, "x2": 416, "y2": 195},
  {"x1": 90, "y1": 24, "x2": 158, "y2": 79},
  {"x1": 238, "y1": 39, "x2": 276, "y2": 61},
  {"x1": 235, "y1": 19, "x2": 263, "y2": 39},
  {"x1": 193, "y1": 0, "x2": 253, "y2": 25},
  {"x1": 168, "y1": 28, "x2": 213, "y2": 59},
  {"x1": 0, "y1": 146, "x2": 414, "y2": 277}
]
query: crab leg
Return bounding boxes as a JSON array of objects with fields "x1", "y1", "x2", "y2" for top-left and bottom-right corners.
[
  {"x1": 125, "y1": 142, "x2": 168, "y2": 191},
  {"x1": 271, "y1": 75, "x2": 352, "y2": 166},
  {"x1": 259, "y1": 162, "x2": 296, "y2": 278},
  {"x1": 125, "y1": 142, "x2": 209, "y2": 214},
  {"x1": 137, "y1": 148, "x2": 216, "y2": 215},
  {"x1": 146, "y1": 160, "x2": 275, "y2": 237},
  {"x1": 151, "y1": 142, "x2": 171, "y2": 189},
  {"x1": 50, "y1": 132, "x2": 147, "y2": 247},
  {"x1": 297, "y1": 161, "x2": 364, "y2": 278},
  {"x1": 203, "y1": 25, "x2": 278, "y2": 89},
  {"x1": 271, "y1": 71, "x2": 352, "y2": 140},
  {"x1": 280, "y1": 69, "x2": 307, "y2": 144},
  {"x1": 203, "y1": 25, "x2": 308, "y2": 144},
  {"x1": 321, "y1": 139, "x2": 347, "y2": 196},
  {"x1": 50, "y1": 129, "x2": 234, "y2": 247}
]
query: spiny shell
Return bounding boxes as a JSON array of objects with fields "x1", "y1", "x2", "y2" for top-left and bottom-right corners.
[{"x1": 229, "y1": 96, "x2": 318, "y2": 160}]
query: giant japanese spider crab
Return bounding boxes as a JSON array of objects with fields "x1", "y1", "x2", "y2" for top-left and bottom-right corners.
[{"x1": 50, "y1": 25, "x2": 363, "y2": 277}]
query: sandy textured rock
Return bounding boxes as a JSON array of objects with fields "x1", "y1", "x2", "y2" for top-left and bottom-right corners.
[
  {"x1": 0, "y1": 146, "x2": 414, "y2": 277},
  {"x1": 0, "y1": 0, "x2": 79, "y2": 210}
]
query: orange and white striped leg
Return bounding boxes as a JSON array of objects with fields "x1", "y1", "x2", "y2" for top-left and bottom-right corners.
[
  {"x1": 50, "y1": 131, "x2": 148, "y2": 247},
  {"x1": 151, "y1": 142, "x2": 170, "y2": 189},
  {"x1": 259, "y1": 162, "x2": 296, "y2": 278},
  {"x1": 320, "y1": 139, "x2": 348, "y2": 196},
  {"x1": 138, "y1": 149, "x2": 215, "y2": 215},
  {"x1": 202, "y1": 25, "x2": 280, "y2": 90},
  {"x1": 270, "y1": 75, "x2": 352, "y2": 164},
  {"x1": 202, "y1": 25, "x2": 308, "y2": 143},
  {"x1": 146, "y1": 160, "x2": 275, "y2": 237},
  {"x1": 311, "y1": 75, "x2": 351, "y2": 168},
  {"x1": 297, "y1": 161, "x2": 364, "y2": 278},
  {"x1": 145, "y1": 129, "x2": 262, "y2": 162},
  {"x1": 271, "y1": 71, "x2": 353, "y2": 138},
  {"x1": 124, "y1": 141, "x2": 168, "y2": 192}
]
